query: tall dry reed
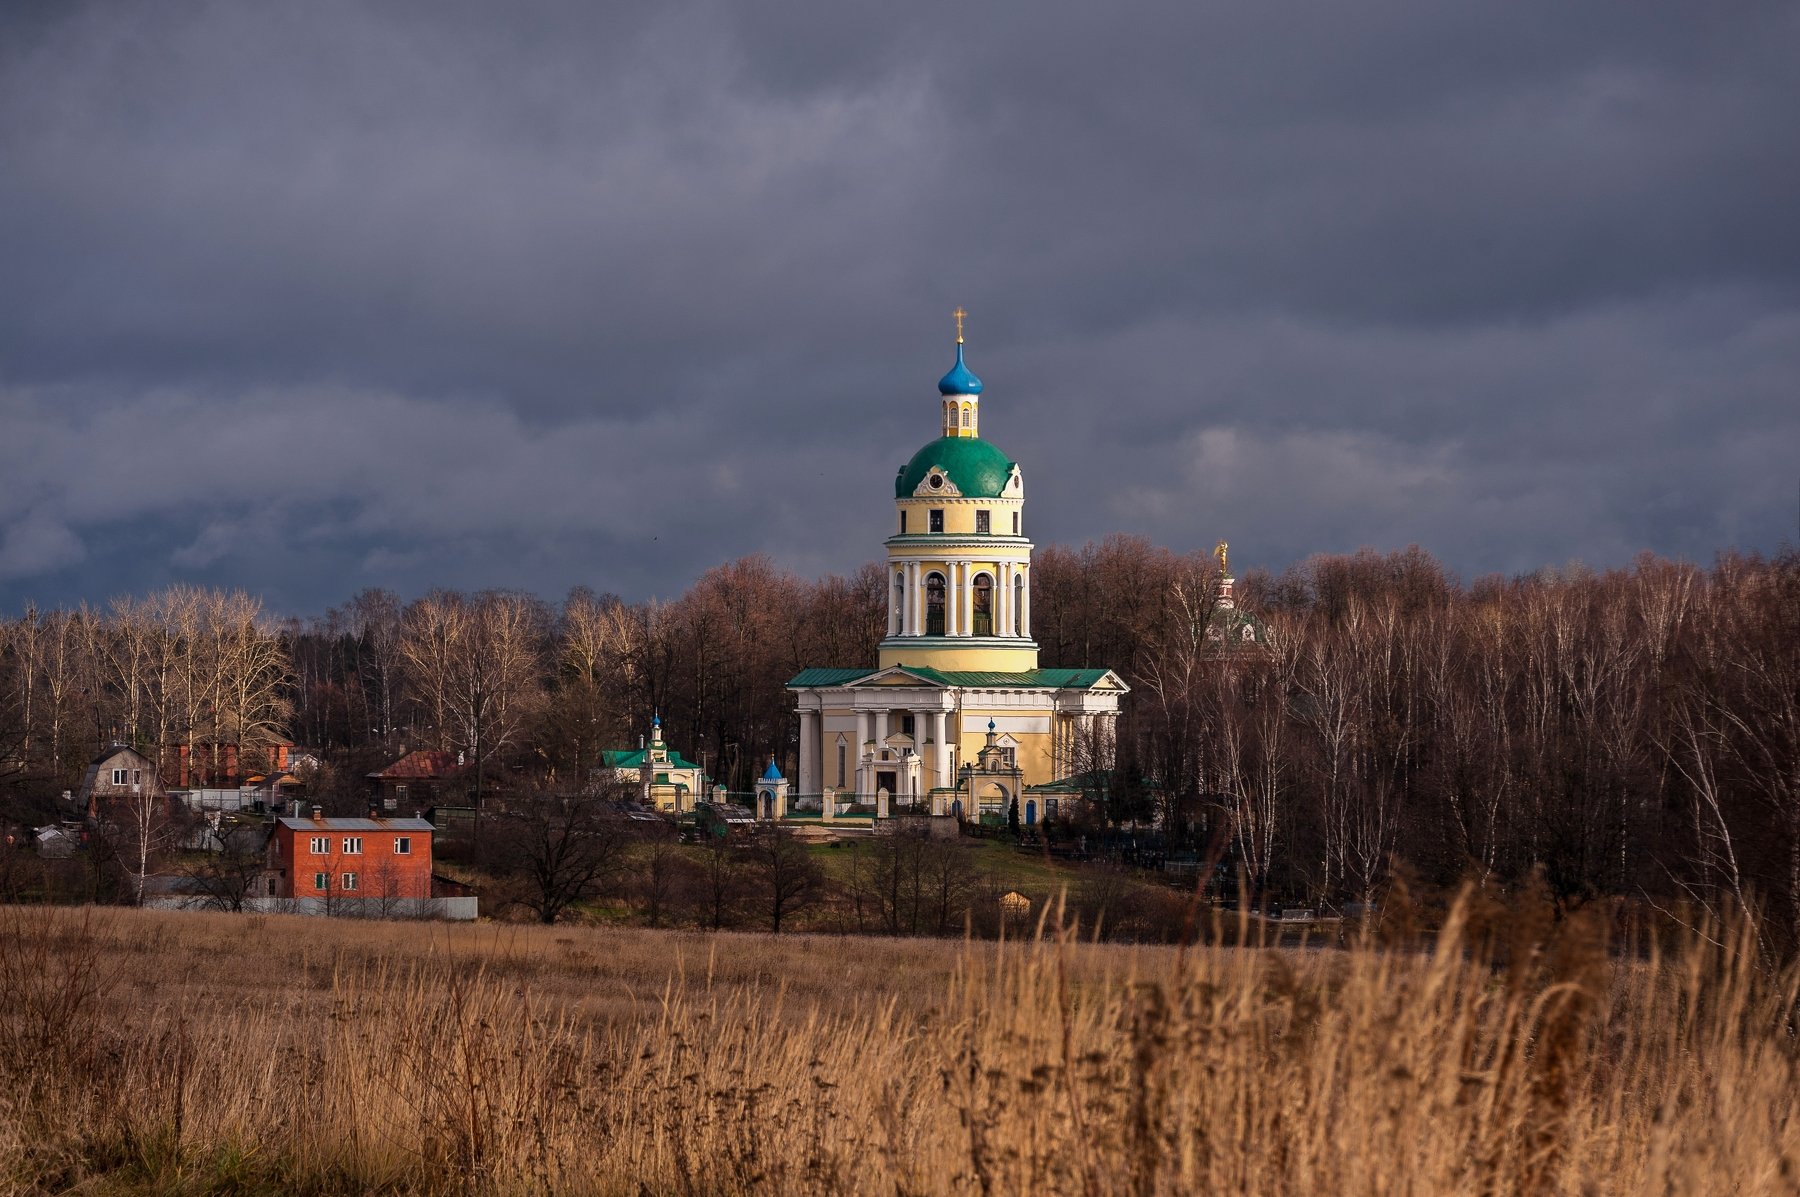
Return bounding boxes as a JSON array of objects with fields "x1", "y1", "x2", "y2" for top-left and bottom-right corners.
[{"x1": 0, "y1": 894, "x2": 1796, "y2": 1195}]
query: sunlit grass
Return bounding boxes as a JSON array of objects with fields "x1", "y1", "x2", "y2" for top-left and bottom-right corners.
[{"x1": 1, "y1": 897, "x2": 1796, "y2": 1195}]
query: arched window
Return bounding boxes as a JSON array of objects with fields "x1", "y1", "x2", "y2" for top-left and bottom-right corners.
[
  {"x1": 925, "y1": 572, "x2": 947, "y2": 636},
  {"x1": 1012, "y1": 574, "x2": 1024, "y2": 636},
  {"x1": 837, "y1": 741, "x2": 847, "y2": 787},
  {"x1": 960, "y1": 404, "x2": 971, "y2": 428},
  {"x1": 972, "y1": 573, "x2": 993, "y2": 636},
  {"x1": 893, "y1": 571, "x2": 905, "y2": 635}
]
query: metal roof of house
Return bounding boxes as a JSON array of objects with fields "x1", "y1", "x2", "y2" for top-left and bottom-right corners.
[
  {"x1": 276, "y1": 817, "x2": 435, "y2": 831},
  {"x1": 367, "y1": 750, "x2": 470, "y2": 781},
  {"x1": 86, "y1": 743, "x2": 155, "y2": 766}
]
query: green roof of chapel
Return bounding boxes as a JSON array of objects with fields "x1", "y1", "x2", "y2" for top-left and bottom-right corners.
[{"x1": 895, "y1": 437, "x2": 1015, "y2": 499}]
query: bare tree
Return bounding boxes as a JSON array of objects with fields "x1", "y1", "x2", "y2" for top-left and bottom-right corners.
[
  {"x1": 497, "y1": 786, "x2": 631, "y2": 924},
  {"x1": 689, "y1": 827, "x2": 746, "y2": 930},
  {"x1": 628, "y1": 818, "x2": 684, "y2": 928},
  {"x1": 744, "y1": 824, "x2": 823, "y2": 934},
  {"x1": 178, "y1": 820, "x2": 270, "y2": 912},
  {"x1": 103, "y1": 789, "x2": 187, "y2": 906},
  {"x1": 399, "y1": 590, "x2": 546, "y2": 810}
]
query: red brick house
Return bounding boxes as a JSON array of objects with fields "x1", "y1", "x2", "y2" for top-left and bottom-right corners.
[
  {"x1": 268, "y1": 808, "x2": 434, "y2": 902},
  {"x1": 162, "y1": 736, "x2": 295, "y2": 788}
]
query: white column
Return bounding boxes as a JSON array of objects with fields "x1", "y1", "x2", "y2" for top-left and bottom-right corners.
[
  {"x1": 858, "y1": 711, "x2": 872, "y2": 795},
  {"x1": 1021, "y1": 569, "x2": 1032, "y2": 638},
  {"x1": 874, "y1": 709, "x2": 889, "y2": 750},
  {"x1": 912, "y1": 708, "x2": 928, "y2": 800},
  {"x1": 943, "y1": 709, "x2": 957, "y2": 792},
  {"x1": 798, "y1": 709, "x2": 817, "y2": 796},
  {"x1": 944, "y1": 562, "x2": 957, "y2": 636},
  {"x1": 888, "y1": 568, "x2": 900, "y2": 636},
  {"x1": 962, "y1": 562, "x2": 975, "y2": 637},
  {"x1": 904, "y1": 562, "x2": 917, "y2": 635},
  {"x1": 997, "y1": 562, "x2": 1011, "y2": 637}
]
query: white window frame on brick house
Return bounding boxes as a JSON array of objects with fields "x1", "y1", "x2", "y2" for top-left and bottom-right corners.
[
  {"x1": 342, "y1": 872, "x2": 359, "y2": 891},
  {"x1": 111, "y1": 768, "x2": 127, "y2": 785},
  {"x1": 309, "y1": 836, "x2": 329, "y2": 854},
  {"x1": 342, "y1": 837, "x2": 363, "y2": 854},
  {"x1": 394, "y1": 837, "x2": 411, "y2": 855},
  {"x1": 313, "y1": 871, "x2": 328, "y2": 891}
]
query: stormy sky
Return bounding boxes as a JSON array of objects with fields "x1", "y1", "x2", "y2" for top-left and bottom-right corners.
[{"x1": 2, "y1": 0, "x2": 1796, "y2": 615}]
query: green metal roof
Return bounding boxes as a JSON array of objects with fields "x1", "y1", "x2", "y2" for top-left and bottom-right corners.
[
  {"x1": 787, "y1": 666, "x2": 1118, "y2": 690},
  {"x1": 787, "y1": 667, "x2": 875, "y2": 687},
  {"x1": 941, "y1": 668, "x2": 1114, "y2": 689},
  {"x1": 895, "y1": 437, "x2": 1015, "y2": 499},
  {"x1": 602, "y1": 747, "x2": 702, "y2": 771}
]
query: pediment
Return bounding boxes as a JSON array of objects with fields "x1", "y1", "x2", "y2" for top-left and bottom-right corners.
[{"x1": 846, "y1": 666, "x2": 947, "y2": 689}]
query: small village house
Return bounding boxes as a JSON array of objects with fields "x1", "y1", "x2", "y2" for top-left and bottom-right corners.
[
  {"x1": 367, "y1": 749, "x2": 472, "y2": 811},
  {"x1": 76, "y1": 743, "x2": 164, "y2": 819}
]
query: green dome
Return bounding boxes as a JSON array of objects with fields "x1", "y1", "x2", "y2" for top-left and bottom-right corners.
[{"x1": 896, "y1": 437, "x2": 1016, "y2": 499}]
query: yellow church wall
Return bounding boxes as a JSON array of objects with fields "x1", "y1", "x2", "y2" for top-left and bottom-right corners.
[
  {"x1": 954, "y1": 724, "x2": 1056, "y2": 786},
  {"x1": 878, "y1": 642, "x2": 1040, "y2": 670},
  {"x1": 894, "y1": 497, "x2": 1023, "y2": 536}
]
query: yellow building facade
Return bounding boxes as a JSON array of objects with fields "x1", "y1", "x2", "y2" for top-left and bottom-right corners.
[{"x1": 786, "y1": 321, "x2": 1126, "y2": 824}]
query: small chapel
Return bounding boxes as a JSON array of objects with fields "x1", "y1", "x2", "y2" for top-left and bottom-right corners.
[{"x1": 786, "y1": 315, "x2": 1127, "y2": 825}]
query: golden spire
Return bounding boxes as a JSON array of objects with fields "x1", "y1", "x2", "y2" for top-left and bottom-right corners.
[
  {"x1": 1216, "y1": 540, "x2": 1229, "y2": 577},
  {"x1": 953, "y1": 306, "x2": 967, "y2": 344}
]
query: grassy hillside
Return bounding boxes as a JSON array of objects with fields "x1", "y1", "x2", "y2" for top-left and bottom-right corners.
[{"x1": 0, "y1": 898, "x2": 1795, "y2": 1195}]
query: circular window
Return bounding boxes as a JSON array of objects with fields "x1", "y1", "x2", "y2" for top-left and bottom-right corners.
[{"x1": 928, "y1": 473, "x2": 944, "y2": 489}]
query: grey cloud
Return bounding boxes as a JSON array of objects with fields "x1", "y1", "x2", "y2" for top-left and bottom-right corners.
[{"x1": 0, "y1": 0, "x2": 1795, "y2": 612}]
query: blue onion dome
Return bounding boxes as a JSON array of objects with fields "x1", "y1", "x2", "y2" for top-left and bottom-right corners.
[{"x1": 938, "y1": 343, "x2": 983, "y2": 395}]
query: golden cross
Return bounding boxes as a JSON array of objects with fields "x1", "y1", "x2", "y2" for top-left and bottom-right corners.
[{"x1": 953, "y1": 307, "x2": 967, "y2": 344}]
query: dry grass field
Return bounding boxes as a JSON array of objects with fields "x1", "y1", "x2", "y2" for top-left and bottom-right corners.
[{"x1": 1, "y1": 896, "x2": 1796, "y2": 1196}]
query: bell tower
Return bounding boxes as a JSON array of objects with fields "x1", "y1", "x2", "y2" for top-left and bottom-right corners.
[{"x1": 880, "y1": 312, "x2": 1036, "y2": 672}]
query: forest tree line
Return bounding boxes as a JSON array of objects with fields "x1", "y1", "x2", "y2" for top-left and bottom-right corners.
[{"x1": 0, "y1": 539, "x2": 1795, "y2": 949}]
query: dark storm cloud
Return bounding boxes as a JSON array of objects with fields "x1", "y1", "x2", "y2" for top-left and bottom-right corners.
[{"x1": 1, "y1": 0, "x2": 1795, "y2": 612}]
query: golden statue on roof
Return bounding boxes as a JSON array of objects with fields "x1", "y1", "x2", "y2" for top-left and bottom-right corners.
[{"x1": 1216, "y1": 540, "x2": 1229, "y2": 577}]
